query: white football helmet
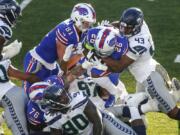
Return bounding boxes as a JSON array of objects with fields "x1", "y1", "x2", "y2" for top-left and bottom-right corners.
[
  {"x1": 94, "y1": 27, "x2": 118, "y2": 57},
  {"x1": 71, "y1": 3, "x2": 96, "y2": 32}
]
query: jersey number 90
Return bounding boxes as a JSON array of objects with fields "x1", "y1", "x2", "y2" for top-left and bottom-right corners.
[{"x1": 62, "y1": 114, "x2": 89, "y2": 134}]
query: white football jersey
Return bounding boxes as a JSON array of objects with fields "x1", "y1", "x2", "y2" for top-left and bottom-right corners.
[
  {"x1": 126, "y1": 21, "x2": 158, "y2": 83},
  {"x1": 45, "y1": 91, "x2": 93, "y2": 135},
  {"x1": 0, "y1": 59, "x2": 15, "y2": 100},
  {"x1": 69, "y1": 77, "x2": 105, "y2": 109}
]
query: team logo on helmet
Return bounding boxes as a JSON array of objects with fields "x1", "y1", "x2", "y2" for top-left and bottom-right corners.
[
  {"x1": 74, "y1": 6, "x2": 88, "y2": 16},
  {"x1": 109, "y1": 37, "x2": 117, "y2": 47}
]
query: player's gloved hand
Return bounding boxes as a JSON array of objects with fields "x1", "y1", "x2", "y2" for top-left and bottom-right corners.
[
  {"x1": 2, "y1": 40, "x2": 22, "y2": 60},
  {"x1": 86, "y1": 50, "x2": 94, "y2": 60},
  {"x1": 63, "y1": 44, "x2": 74, "y2": 62},
  {"x1": 98, "y1": 20, "x2": 110, "y2": 26},
  {"x1": 73, "y1": 42, "x2": 84, "y2": 55},
  {"x1": 104, "y1": 94, "x2": 115, "y2": 108},
  {"x1": 81, "y1": 51, "x2": 94, "y2": 69},
  {"x1": 63, "y1": 43, "x2": 84, "y2": 62},
  {"x1": 90, "y1": 56, "x2": 108, "y2": 71}
]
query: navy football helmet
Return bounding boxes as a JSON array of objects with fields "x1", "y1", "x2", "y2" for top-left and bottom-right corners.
[
  {"x1": 42, "y1": 85, "x2": 71, "y2": 113},
  {"x1": 0, "y1": 0, "x2": 21, "y2": 27},
  {"x1": 119, "y1": 7, "x2": 144, "y2": 37}
]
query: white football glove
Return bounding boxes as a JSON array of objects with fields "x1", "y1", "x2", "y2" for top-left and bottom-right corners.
[
  {"x1": 90, "y1": 56, "x2": 108, "y2": 71},
  {"x1": 98, "y1": 20, "x2": 110, "y2": 26},
  {"x1": 82, "y1": 59, "x2": 93, "y2": 69},
  {"x1": 86, "y1": 50, "x2": 94, "y2": 60},
  {"x1": 2, "y1": 40, "x2": 22, "y2": 60},
  {"x1": 63, "y1": 44, "x2": 74, "y2": 62},
  {"x1": 73, "y1": 42, "x2": 84, "y2": 55},
  {"x1": 81, "y1": 51, "x2": 94, "y2": 69},
  {"x1": 63, "y1": 43, "x2": 84, "y2": 62}
]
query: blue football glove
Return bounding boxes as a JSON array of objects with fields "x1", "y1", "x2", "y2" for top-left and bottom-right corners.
[{"x1": 104, "y1": 94, "x2": 115, "y2": 108}]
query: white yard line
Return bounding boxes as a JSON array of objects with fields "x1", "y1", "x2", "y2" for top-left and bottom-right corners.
[
  {"x1": 20, "y1": 0, "x2": 32, "y2": 11},
  {"x1": 174, "y1": 54, "x2": 180, "y2": 63}
]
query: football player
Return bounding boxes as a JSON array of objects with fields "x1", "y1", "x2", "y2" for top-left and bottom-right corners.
[
  {"x1": 0, "y1": 0, "x2": 40, "y2": 134},
  {"x1": 0, "y1": 60, "x2": 39, "y2": 135},
  {"x1": 70, "y1": 26, "x2": 129, "y2": 107},
  {"x1": 0, "y1": 0, "x2": 40, "y2": 83},
  {"x1": 26, "y1": 73, "x2": 148, "y2": 135},
  {"x1": 0, "y1": 0, "x2": 22, "y2": 61},
  {"x1": 100, "y1": 7, "x2": 180, "y2": 120},
  {"x1": 26, "y1": 75, "x2": 66, "y2": 134},
  {"x1": 23, "y1": 3, "x2": 96, "y2": 94},
  {"x1": 25, "y1": 74, "x2": 103, "y2": 135},
  {"x1": 43, "y1": 84, "x2": 147, "y2": 135}
]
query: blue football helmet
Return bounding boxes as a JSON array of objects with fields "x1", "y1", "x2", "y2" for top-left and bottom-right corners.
[
  {"x1": 44, "y1": 75, "x2": 65, "y2": 88},
  {"x1": 42, "y1": 85, "x2": 71, "y2": 112},
  {"x1": 0, "y1": 0, "x2": 21, "y2": 27},
  {"x1": 119, "y1": 7, "x2": 144, "y2": 37}
]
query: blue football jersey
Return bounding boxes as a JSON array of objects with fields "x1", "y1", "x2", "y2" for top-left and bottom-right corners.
[
  {"x1": 34, "y1": 19, "x2": 85, "y2": 64},
  {"x1": 26, "y1": 101, "x2": 46, "y2": 127}
]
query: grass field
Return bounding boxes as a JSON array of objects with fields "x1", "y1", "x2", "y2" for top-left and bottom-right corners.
[{"x1": 3, "y1": 0, "x2": 180, "y2": 134}]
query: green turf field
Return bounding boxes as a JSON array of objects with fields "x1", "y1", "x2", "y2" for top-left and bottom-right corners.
[{"x1": 3, "y1": 0, "x2": 180, "y2": 134}]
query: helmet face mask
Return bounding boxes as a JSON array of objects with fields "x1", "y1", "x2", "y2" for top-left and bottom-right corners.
[
  {"x1": 43, "y1": 85, "x2": 71, "y2": 113},
  {"x1": 0, "y1": 0, "x2": 21, "y2": 27},
  {"x1": 119, "y1": 22, "x2": 134, "y2": 37},
  {"x1": 119, "y1": 7, "x2": 144, "y2": 37},
  {"x1": 71, "y1": 3, "x2": 96, "y2": 32}
]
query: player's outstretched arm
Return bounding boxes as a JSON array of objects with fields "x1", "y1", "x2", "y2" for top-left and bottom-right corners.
[
  {"x1": 8, "y1": 65, "x2": 41, "y2": 83},
  {"x1": 84, "y1": 100, "x2": 103, "y2": 135}
]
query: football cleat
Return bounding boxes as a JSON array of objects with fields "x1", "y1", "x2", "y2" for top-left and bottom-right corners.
[{"x1": 171, "y1": 77, "x2": 180, "y2": 102}]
